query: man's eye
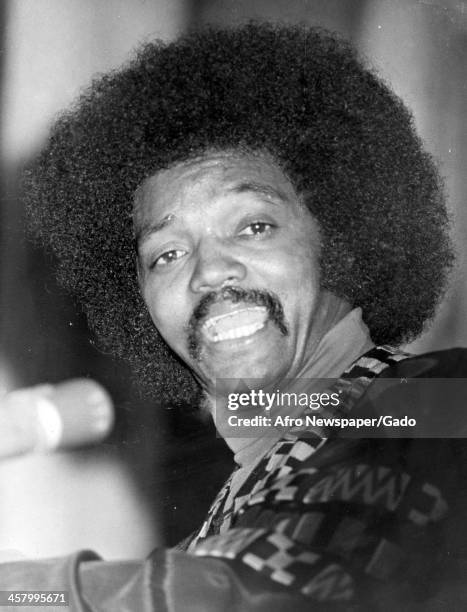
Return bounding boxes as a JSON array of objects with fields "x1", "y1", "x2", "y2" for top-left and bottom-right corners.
[
  {"x1": 239, "y1": 222, "x2": 275, "y2": 237},
  {"x1": 153, "y1": 249, "x2": 186, "y2": 268}
]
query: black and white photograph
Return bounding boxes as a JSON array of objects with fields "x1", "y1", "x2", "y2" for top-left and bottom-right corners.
[{"x1": 1, "y1": 1, "x2": 466, "y2": 609}]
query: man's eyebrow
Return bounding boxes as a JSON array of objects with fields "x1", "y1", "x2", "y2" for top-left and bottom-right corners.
[
  {"x1": 135, "y1": 181, "x2": 291, "y2": 246},
  {"x1": 228, "y1": 181, "x2": 291, "y2": 203},
  {"x1": 135, "y1": 214, "x2": 175, "y2": 246}
]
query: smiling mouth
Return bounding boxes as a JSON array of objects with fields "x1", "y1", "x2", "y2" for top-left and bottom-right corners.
[{"x1": 201, "y1": 307, "x2": 268, "y2": 343}]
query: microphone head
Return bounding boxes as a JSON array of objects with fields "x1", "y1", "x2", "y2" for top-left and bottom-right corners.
[
  {"x1": 1, "y1": 379, "x2": 114, "y2": 455},
  {"x1": 36, "y1": 379, "x2": 115, "y2": 451}
]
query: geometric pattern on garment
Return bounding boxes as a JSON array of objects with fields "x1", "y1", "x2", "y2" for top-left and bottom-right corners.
[
  {"x1": 188, "y1": 347, "x2": 414, "y2": 553},
  {"x1": 193, "y1": 527, "x2": 355, "y2": 601}
]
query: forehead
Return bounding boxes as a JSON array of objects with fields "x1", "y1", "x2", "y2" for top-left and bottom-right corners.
[{"x1": 133, "y1": 151, "x2": 298, "y2": 225}]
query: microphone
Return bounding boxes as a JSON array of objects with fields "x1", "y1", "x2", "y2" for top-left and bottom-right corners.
[{"x1": 0, "y1": 379, "x2": 114, "y2": 460}]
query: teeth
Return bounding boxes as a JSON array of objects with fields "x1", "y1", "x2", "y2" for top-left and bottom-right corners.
[
  {"x1": 211, "y1": 321, "x2": 265, "y2": 342},
  {"x1": 201, "y1": 306, "x2": 268, "y2": 343},
  {"x1": 202, "y1": 307, "x2": 266, "y2": 331}
]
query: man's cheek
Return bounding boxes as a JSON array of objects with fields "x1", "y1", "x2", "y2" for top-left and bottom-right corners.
[
  {"x1": 166, "y1": 312, "x2": 191, "y2": 351},
  {"x1": 156, "y1": 325, "x2": 187, "y2": 362},
  {"x1": 148, "y1": 304, "x2": 179, "y2": 347}
]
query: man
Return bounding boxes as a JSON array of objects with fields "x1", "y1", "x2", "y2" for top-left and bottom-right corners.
[{"x1": 3, "y1": 23, "x2": 467, "y2": 609}]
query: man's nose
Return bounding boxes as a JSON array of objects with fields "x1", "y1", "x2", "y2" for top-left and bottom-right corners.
[{"x1": 189, "y1": 240, "x2": 247, "y2": 293}]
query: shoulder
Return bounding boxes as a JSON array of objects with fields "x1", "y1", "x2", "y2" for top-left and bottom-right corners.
[
  {"x1": 356, "y1": 347, "x2": 467, "y2": 438},
  {"x1": 380, "y1": 347, "x2": 467, "y2": 378}
]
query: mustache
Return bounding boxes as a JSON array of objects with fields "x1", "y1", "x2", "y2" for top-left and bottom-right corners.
[{"x1": 186, "y1": 286, "x2": 288, "y2": 360}]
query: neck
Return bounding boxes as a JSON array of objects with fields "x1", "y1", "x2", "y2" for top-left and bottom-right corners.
[
  {"x1": 295, "y1": 292, "x2": 372, "y2": 380},
  {"x1": 296, "y1": 290, "x2": 353, "y2": 374}
]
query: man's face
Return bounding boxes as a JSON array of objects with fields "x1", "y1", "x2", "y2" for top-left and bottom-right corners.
[{"x1": 135, "y1": 151, "x2": 322, "y2": 396}]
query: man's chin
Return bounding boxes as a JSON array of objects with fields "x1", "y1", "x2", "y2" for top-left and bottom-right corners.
[
  {"x1": 201, "y1": 356, "x2": 289, "y2": 398},
  {"x1": 190, "y1": 320, "x2": 289, "y2": 393}
]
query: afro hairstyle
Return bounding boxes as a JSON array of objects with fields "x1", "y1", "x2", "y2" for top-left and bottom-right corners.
[{"x1": 25, "y1": 22, "x2": 453, "y2": 404}]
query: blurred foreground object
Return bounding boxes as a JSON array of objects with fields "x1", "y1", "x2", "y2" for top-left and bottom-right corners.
[
  {"x1": 0, "y1": 381, "x2": 158, "y2": 560},
  {"x1": 0, "y1": 379, "x2": 114, "y2": 459}
]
